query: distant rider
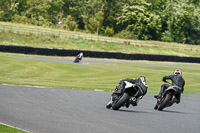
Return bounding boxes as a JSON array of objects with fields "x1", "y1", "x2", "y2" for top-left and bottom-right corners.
[
  {"x1": 74, "y1": 52, "x2": 83, "y2": 63},
  {"x1": 154, "y1": 70, "x2": 185, "y2": 104},
  {"x1": 77, "y1": 52, "x2": 83, "y2": 60},
  {"x1": 107, "y1": 76, "x2": 148, "y2": 108}
]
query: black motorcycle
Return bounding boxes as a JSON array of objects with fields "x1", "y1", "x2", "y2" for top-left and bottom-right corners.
[
  {"x1": 106, "y1": 78, "x2": 147, "y2": 110},
  {"x1": 73, "y1": 53, "x2": 83, "y2": 63},
  {"x1": 154, "y1": 81, "x2": 181, "y2": 111}
]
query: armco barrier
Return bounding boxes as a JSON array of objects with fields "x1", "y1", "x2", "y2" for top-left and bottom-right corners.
[{"x1": 0, "y1": 45, "x2": 199, "y2": 63}]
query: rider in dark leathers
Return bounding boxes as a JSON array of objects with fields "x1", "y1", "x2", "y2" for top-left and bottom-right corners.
[
  {"x1": 107, "y1": 76, "x2": 148, "y2": 107},
  {"x1": 74, "y1": 52, "x2": 83, "y2": 63},
  {"x1": 154, "y1": 70, "x2": 185, "y2": 104},
  {"x1": 115, "y1": 77, "x2": 147, "y2": 96}
]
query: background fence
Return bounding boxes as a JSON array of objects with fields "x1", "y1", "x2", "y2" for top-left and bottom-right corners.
[{"x1": 0, "y1": 22, "x2": 199, "y2": 52}]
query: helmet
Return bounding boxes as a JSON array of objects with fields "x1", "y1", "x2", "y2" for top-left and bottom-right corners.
[
  {"x1": 139, "y1": 76, "x2": 146, "y2": 82},
  {"x1": 173, "y1": 70, "x2": 182, "y2": 75},
  {"x1": 138, "y1": 76, "x2": 148, "y2": 87}
]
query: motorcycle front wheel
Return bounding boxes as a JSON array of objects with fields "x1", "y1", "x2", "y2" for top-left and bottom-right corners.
[
  {"x1": 73, "y1": 59, "x2": 79, "y2": 63},
  {"x1": 112, "y1": 93, "x2": 129, "y2": 110}
]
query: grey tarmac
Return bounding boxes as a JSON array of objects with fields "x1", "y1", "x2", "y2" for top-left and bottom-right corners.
[
  {"x1": 13, "y1": 55, "x2": 200, "y2": 68},
  {"x1": 0, "y1": 84, "x2": 200, "y2": 133}
]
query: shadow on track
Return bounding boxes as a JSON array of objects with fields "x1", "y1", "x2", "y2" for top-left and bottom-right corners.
[
  {"x1": 114, "y1": 109, "x2": 155, "y2": 114},
  {"x1": 161, "y1": 110, "x2": 189, "y2": 114}
]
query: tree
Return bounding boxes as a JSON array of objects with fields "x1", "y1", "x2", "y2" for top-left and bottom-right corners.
[
  {"x1": 104, "y1": 26, "x2": 114, "y2": 37},
  {"x1": 25, "y1": 0, "x2": 50, "y2": 26},
  {"x1": 116, "y1": 0, "x2": 162, "y2": 40},
  {"x1": 0, "y1": 0, "x2": 20, "y2": 21},
  {"x1": 102, "y1": 0, "x2": 125, "y2": 32},
  {"x1": 163, "y1": 0, "x2": 200, "y2": 44},
  {"x1": 62, "y1": 15, "x2": 78, "y2": 31},
  {"x1": 47, "y1": 0, "x2": 64, "y2": 24},
  {"x1": 83, "y1": 11, "x2": 104, "y2": 35}
]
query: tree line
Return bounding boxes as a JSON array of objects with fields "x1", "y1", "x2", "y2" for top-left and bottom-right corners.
[{"x1": 0, "y1": 0, "x2": 199, "y2": 44}]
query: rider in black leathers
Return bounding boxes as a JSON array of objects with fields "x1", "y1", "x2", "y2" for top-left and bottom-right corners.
[
  {"x1": 114, "y1": 77, "x2": 147, "y2": 96},
  {"x1": 154, "y1": 70, "x2": 185, "y2": 104},
  {"x1": 74, "y1": 52, "x2": 83, "y2": 63},
  {"x1": 107, "y1": 76, "x2": 148, "y2": 107}
]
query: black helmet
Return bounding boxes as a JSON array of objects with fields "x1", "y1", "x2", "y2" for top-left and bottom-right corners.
[{"x1": 173, "y1": 70, "x2": 182, "y2": 75}]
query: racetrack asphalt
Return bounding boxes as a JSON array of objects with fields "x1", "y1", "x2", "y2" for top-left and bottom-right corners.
[
  {"x1": 13, "y1": 55, "x2": 200, "y2": 68},
  {"x1": 0, "y1": 84, "x2": 200, "y2": 133},
  {"x1": 1, "y1": 55, "x2": 200, "y2": 133}
]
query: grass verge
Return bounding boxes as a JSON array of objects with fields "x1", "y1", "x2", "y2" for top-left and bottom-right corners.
[
  {"x1": 0, "y1": 52, "x2": 199, "y2": 94},
  {"x1": 0, "y1": 124, "x2": 28, "y2": 133},
  {"x1": 0, "y1": 21, "x2": 199, "y2": 57}
]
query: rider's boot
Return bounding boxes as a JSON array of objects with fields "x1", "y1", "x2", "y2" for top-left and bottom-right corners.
[
  {"x1": 125, "y1": 103, "x2": 130, "y2": 108},
  {"x1": 168, "y1": 98, "x2": 180, "y2": 107},
  {"x1": 173, "y1": 98, "x2": 180, "y2": 104},
  {"x1": 132, "y1": 102, "x2": 137, "y2": 106},
  {"x1": 154, "y1": 94, "x2": 161, "y2": 99},
  {"x1": 154, "y1": 85, "x2": 165, "y2": 99}
]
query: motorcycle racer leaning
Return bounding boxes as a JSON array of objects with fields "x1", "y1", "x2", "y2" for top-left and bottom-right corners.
[
  {"x1": 154, "y1": 70, "x2": 185, "y2": 104},
  {"x1": 107, "y1": 76, "x2": 148, "y2": 108},
  {"x1": 73, "y1": 52, "x2": 83, "y2": 63}
]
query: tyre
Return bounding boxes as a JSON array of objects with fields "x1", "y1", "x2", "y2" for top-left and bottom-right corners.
[
  {"x1": 112, "y1": 93, "x2": 129, "y2": 110},
  {"x1": 154, "y1": 103, "x2": 159, "y2": 110},
  {"x1": 158, "y1": 93, "x2": 171, "y2": 111},
  {"x1": 73, "y1": 58, "x2": 79, "y2": 63}
]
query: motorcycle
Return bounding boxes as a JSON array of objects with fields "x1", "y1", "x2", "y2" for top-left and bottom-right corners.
[
  {"x1": 73, "y1": 52, "x2": 83, "y2": 63},
  {"x1": 106, "y1": 78, "x2": 147, "y2": 110},
  {"x1": 154, "y1": 81, "x2": 181, "y2": 111}
]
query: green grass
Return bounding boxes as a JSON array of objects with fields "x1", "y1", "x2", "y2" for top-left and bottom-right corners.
[
  {"x1": 0, "y1": 32, "x2": 199, "y2": 57},
  {"x1": 0, "y1": 124, "x2": 28, "y2": 133},
  {"x1": 0, "y1": 21, "x2": 200, "y2": 57},
  {"x1": 0, "y1": 52, "x2": 199, "y2": 94}
]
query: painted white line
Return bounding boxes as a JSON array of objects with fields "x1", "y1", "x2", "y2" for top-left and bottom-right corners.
[
  {"x1": 94, "y1": 89, "x2": 104, "y2": 92},
  {"x1": 1, "y1": 84, "x2": 9, "y2": 86},
  {"x1": 0, "y1": 122, "x2": 30, "y2": 133}
]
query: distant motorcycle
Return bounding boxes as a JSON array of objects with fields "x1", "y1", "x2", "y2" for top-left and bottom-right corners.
[
  {"x1": 106, "y1": 78, "x2": 147, "y2": 110},
  {"x1": 73, "y1": 52, "x2": 83, "y2": 63},
  {"x1": 154, "y1": 81, "x2": 181, "y2": 111}
]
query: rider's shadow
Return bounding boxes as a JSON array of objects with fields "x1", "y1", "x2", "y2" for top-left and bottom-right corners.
[
  {"x1": 161, "y1": 110, "x2": 189, "y2": 114},
  {"x1": 116, "y1": 109, "x2": 155, "y2": 114}
]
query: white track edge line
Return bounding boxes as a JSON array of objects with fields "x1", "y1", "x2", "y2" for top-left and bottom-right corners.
[{"x1": 0, "y1": 122, "x2": 31, "y2": 133}]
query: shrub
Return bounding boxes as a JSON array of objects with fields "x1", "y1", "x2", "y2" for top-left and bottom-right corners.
[
  {"x1": 115, "y1": 30, "x2": 137, "y2": 39},
  {"x1": 104, "y1": 27, "x2": 114, "y2": 37}
]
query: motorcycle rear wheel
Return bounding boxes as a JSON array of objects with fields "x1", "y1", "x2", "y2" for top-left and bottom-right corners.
[
  {"x1": 158, "y1": 93, "x2": 171, "y2": 111},
  {"x1": 112, "y1": 93, "x2": 129, "y2": 110}
]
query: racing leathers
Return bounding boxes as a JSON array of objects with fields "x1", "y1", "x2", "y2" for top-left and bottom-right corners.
[
  {"x1": 112, "y1": 77, "x2": 148, "y2": 106},
  {"x1": 157, "y1": 74, "x2": 185, "y2": 103}
]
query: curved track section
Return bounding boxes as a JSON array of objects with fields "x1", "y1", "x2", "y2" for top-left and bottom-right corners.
[
  {"x1": 13, "y1": 55, "x2": 200, "y2": 68},
  {"x1": 0, "y1": 85, "x2": 200, "y2": 133}
]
